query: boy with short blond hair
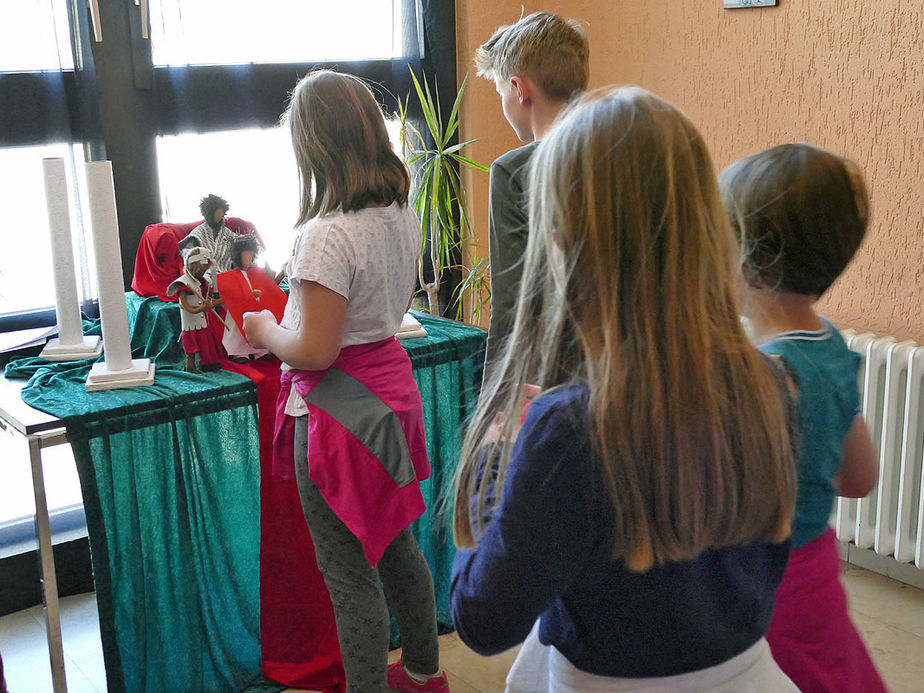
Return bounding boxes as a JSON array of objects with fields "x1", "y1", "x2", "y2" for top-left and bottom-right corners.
[
  {"x1": 474, "y1": 12, "x2": 589, "y2": 105},
  {"x1": 475, "y1": 12, "x2": 589, "y2": 379}
]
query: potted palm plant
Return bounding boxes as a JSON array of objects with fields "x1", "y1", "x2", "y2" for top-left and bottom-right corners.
[{"x1": 398, "y1": 69, "x2": 489, "y2": 320}]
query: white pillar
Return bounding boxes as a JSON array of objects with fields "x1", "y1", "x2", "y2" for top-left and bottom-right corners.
[
  {"x1": 39, "y1": 158, "x2": 101, "y2": 361},
  {"x1": 84, "y1": 160, "x2": 155, "y2": 391}
]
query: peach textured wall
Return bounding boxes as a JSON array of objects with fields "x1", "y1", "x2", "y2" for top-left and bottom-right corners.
[
  {"x1": 456, "y1": 1, "x2": 924, "y2": 340},
  {"x1": 455, "y1": 1, "x2": 543, "y2": 327}
]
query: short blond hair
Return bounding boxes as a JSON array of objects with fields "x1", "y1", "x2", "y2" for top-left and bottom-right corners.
[{"x1": 474, "y1": 11, "x2": 589, "y2": 100}]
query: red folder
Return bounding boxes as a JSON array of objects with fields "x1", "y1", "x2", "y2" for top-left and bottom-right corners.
[{"x1": 216, "y1": 267, "x2": 288, "y2": 341}]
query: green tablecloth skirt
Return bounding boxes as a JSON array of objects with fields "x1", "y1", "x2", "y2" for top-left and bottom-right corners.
[{"x1": 5, "y1": 293, "x2": 484, "y2": 692}]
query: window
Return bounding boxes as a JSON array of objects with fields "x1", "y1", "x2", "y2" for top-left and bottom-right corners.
[
  {"x1": 0, "y1": 0, "x2": 73, "y2": 72},
  {"x1": 0, "y1": 0, "x2": 94, "y2": 321},
  {"x1": 1, "y1": 0, "x2": 433, "y2": 323},
  {"x1": 0, "y1": 144, "x2": 96, "y2": 315},
  {"x1": 155, "y1": 119, "x2": 405, "y2": 270},
  {"x1": 156, "y1": 127, "x2": 299, "y2": 269},
  {"x1": 150, "y1": 0, "x2": 407, "y2": 66},
  {"x1": 0, "y1": 1, "x2": 95, "y2": 536},
  {"x1": 0, "y1": 425, "x2": 83, "y2": 538}
]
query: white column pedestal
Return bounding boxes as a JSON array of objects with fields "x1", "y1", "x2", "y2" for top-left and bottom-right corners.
[
  {"x1": 40, "y1": 335, "x2": 103, "y2": 362},
  {"x1": 39, "y1": 157, "x2": 103, "y2": 362},
  {"x1": 83, "y1": 160, "x2": 156, "y2": 391},
  {"x1": 85, "y1": 358, "x2": 156, "y2": 391}
]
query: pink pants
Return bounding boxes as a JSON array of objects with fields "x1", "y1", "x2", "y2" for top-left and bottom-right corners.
[{"x1": 767, "y1": 528, "x2": 885, "y2": 693}]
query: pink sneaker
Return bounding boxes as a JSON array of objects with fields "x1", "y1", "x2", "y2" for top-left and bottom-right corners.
[{"x1": 387, "y1": 660, "x2": 450, "y2": 692}]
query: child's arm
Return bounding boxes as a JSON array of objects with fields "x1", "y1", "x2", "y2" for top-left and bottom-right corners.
[
  {"x1": 243, "y1": 281, "x2": 346, "y2": 371},
  {"x1": 835, "y1": 415, "x2": 879, "y2": 498},
  {"x1": 451, "y1": 397, "x2": 593, "y2": 655}
]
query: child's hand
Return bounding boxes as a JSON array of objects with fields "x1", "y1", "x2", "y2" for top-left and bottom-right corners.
[
  {"x1": 484, "y1": 384, "x2": 542, "y2": 444},
  {"x1": 242, "y1": 309, "x2": 277, "y2": 349}
]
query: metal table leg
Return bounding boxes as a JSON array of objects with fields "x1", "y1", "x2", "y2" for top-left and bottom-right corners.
[{"x1": 28, "y1": 433, "x2": 68, "y2": 693}]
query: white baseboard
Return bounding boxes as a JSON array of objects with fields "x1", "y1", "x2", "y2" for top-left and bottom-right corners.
[{"x1": 838, "y1": 541, "x2": 924, "y2": 590}]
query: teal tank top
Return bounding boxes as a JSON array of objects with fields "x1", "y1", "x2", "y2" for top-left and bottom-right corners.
[{"x1": 760, "y1": 319, "x2": 862, "y2": 548}]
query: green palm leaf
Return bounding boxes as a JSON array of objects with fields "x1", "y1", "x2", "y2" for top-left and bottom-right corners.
[{"x1": 398, "y1": 67, "x2": 489, "y2": 319}]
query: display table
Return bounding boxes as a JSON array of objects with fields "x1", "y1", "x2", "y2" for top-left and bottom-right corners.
[
  {"x1": 4, "y1": 293, "x2": 485, "y2": 693},
  {"x1": 0, "y1": 376, "x2": 71, "y2": 693}
]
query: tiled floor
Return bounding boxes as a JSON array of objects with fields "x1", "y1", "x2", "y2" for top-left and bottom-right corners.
[
  {"x1": 0, "y1": 592, "x2": 105, "y2": 693},
  {"x1": 1, "y1": 565, "x2": 922, "y2": 692}
]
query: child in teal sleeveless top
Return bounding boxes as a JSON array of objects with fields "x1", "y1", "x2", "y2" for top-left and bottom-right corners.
[
  {"x1": 760, "y1": 321, "x2": 861, "y2": 549},
  {"x1": 721, "y1": 143, "x2": 885, "y2": 693}
]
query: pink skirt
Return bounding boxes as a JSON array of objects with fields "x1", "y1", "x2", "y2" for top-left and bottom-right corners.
[{"x1": 766, "y1": 528, "x2": 885, "y2": 693}]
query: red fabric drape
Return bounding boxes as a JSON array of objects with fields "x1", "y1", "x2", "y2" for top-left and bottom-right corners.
[{"x1": 221, "y1": 358, "x2": 345, "y2": 691}]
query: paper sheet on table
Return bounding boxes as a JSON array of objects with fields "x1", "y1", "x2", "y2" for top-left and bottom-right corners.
[
  {"x1": 396, "y1": 313, "x2": 427, "y2": 340},
  {"x1": 0, "y1": 325, "x2": 57, "y2": 353}
]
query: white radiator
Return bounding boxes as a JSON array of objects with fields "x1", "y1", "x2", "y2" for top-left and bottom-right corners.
[{"x1": 835, "y1": 330, "x2": 924, "y2": 576}]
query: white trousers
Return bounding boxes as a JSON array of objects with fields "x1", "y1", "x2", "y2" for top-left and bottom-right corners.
[{"x1": 505, "y1": 622, "x2": 797, "y2": 693}]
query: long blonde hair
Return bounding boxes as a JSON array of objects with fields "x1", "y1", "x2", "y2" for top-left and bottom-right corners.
[
  {"x1": 454, "y1": 87, "x2": 796, "y2": 572},
  {"x1": 283, "y1": 70, "x2": 410, "y2": 225}
]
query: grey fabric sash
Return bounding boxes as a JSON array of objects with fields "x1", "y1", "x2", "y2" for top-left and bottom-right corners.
[{"x1": 303, "y1": 368, "x2": 416, "y2": 486}]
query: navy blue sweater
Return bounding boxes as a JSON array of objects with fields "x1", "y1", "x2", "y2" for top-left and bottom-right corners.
[{"x1": 450, "y1": 385, "x2": 791, "y2": 678}]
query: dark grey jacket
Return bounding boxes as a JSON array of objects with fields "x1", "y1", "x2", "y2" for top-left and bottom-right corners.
[{"x1": 483, "y1": 142, "x2": 539, "y2": 384}]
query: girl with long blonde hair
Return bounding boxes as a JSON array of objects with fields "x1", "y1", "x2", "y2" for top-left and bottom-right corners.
[{"x1": 450, "y1": 87, "x2": 798, "y2": 691}]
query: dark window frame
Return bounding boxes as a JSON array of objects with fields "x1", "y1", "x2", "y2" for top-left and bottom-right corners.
[{"x1": 1, "y1": 0, "x2": 458, "y2": 333}]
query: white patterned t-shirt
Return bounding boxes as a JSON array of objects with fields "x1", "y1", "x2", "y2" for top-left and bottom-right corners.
[{"x1": 279, "y1": 202, "x2": 420, "y2": 349}]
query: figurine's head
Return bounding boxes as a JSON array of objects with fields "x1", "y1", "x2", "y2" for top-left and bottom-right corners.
[
  {"x1": 199, "y1": 194, "x2": 229, "y2": 227},
  {"x1": 183, "y1": 246, "x2": 213, "y2": 278},
  {"x1": 230, "y1": 234, "x2": 260, "y2": 270}
]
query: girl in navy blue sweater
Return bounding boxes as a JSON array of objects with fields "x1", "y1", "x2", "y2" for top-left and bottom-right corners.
[{"x1": 450, "y1": 87, "x2": 799, "y2": 692}]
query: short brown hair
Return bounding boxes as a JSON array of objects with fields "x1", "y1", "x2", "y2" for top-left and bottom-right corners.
[
  {"x1": 720, "y1": 143, "x2": 869, "y2": 296},
  {"x1": 283, "y1": 70, "x2": 410, "y2": 225},
  {"x1": 474, "y1": 11, "x2": 589, "y2": 100}
]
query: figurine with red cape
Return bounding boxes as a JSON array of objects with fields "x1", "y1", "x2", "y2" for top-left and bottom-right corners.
[{"x1": 217, "y1": 235, "x2": 287, "y2": 362}]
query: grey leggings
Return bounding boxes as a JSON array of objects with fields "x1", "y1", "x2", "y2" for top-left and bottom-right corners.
[{"x1": 293, "y1": 415, "x2": 440, "y2": 693}]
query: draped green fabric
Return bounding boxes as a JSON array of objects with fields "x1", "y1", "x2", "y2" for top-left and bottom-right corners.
[
  {"x1": 7, "y1": 296, "x2": 262, "y2": 692},
  {"x1": 68, "y1": 401, "x2": 263, "y2": 693},
  {"x1": 404, "y1": 316, "x2": 486, "y2": 641},
  {"x1": 4, "y1": 294, "x2": 484, "y2": 693}
]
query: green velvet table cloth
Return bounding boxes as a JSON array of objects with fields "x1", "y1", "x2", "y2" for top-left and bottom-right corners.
[{"x1": 4, "y1": 294, "x2": 485, "y2": 693}]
